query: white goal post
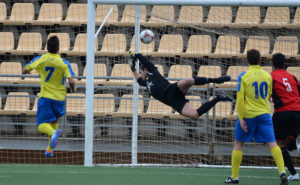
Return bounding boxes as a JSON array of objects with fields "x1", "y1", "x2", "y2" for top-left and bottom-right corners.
[{"x1": 85, "y1": 0, "x2": 300, "y2": 167}]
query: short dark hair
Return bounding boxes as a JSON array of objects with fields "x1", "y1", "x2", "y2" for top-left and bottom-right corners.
[
  {"x1": 272, "y1": 53, "x2": 285, "y2": 69},
  {"x1": 47, "y1": 36, "x2": 59, "y2": 53},
  {"x1": 247, "y1": 49, "x2": 261, "y2": 65}
]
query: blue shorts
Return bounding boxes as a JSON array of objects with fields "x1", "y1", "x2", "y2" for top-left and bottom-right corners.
[
  {"x1": 235, "y1": 113, "x2": 275, "y2": 143},
  {"x1": 36, "y1": 97, "x2": 66, "y2": 125}
]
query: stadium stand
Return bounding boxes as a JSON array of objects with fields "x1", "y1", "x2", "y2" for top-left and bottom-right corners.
[
  {"x1": 211, "y1": 35, "x2": 241, "y2": 58},
  {"x1": 287, "y1": 66, "x2": 300, "y2": 78},
  {"x1": 220, "y1": 66, "x2": 248, "y2": 88},
  {"x1": 177, "y1": 6, "x2": 203, "y2": 27},
  {"x1": 10, "y1": 32, "x2": 42, "y2": 55},
  {"x1": 119, "y1": 5, "x2": 147, "y2": 27},
  {"x1": 231, "y1": 6, "x2": 260, "y2": 28},
  {"x1": 95, "y1": 4, "x2": 119, "y2": 26},
  {"x1": 180, "y1": 35, "x2": 212, "y2": 58},
  {"x1": 67, "y1": 33, "x2": 98, "y2": 56},
  {"x1": 288, "y1": 7, "x2": 300, "y2": 29},
  {"x1": 259, "y1": 7, "x2": 290, "y2": 29},
  {"x1": 78, "y1": 63, "x2": 107, "y2": 86},
  {"x1": 66, "y1": 93, "x2": 86, "y2": 116},
  {"x1": 167, "y1": 64, "x2": 193, "y2": 84},
  {"x1": 104, "y1": 64, "x2": 133, "y2": 86},
  {"x1": 0, "y1": 92, "x2": 30, "y2": 115},
  {"x1": 271, "y1": 36, "x2": 299, "y2": 59},
  {"x1": 33, "y1": 3, "x2": 63, "y2": 26},
  {"x1": 143, "y1": 5, "x2": 175, "y2": 27},
  {"x1": 96, "y1": 34, "x2": 127, "y2": 56},
  {"x1": 0, "y1": 62, "x2": 23, "y2": 84},
  {"x1": 208, "y1": 99, "x2": 233, "y2": 120},
  {"x1": 60, "y1": 3, "x2": 87, "y2": 26},
  {"x1": 151, "y1": 34, "x2": 183, "y2": 57},
  {"x1": 3, "y1": 3, "x2": 34, "y2": 25},
  {"x1": 112, "y1": 94, "x2": 144, "y2": 118},
  {"x1": 93, "y1": 94, "x2": 115, "y2": 117},
  {"x1": 239, "y1": 36, "x2": 270, "y2": 58},
  {"x1": 196, "y1": 65, "x2": 222, "y2": 88},
  {"x1": 45, "y1": 33, "x2": 71, "y2": 54},
  {"x1": 141, "y1": 99, "x2": 173, "y2": 119},
  {"x1": 205, "y1": 6, "x2": 232, "y2": 27},
  {"x1": 0, "y1": 32, "x2": 14, "y2": 54},
  {"x1": 0, "y1": 2, "x2": 7, "y2": 23}
]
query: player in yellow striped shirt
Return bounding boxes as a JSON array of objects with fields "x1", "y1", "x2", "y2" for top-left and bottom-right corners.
[
  {"x1": 224, "y1": 49, "x2": 287, "y2": 185},
  {"x1": 23, "y1": 36, "x2": 76, "y2": 157}
]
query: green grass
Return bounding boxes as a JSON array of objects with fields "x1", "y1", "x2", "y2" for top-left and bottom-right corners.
[{"x1": 0, "y1": 164, "x2": 296, "y2": 185}]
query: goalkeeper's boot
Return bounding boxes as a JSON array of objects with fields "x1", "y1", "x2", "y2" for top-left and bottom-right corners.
[
  {"x1": 280, "y1": 172, "x2": 288, "y2": 185},
  {"x1": 224, "y1": 177, "x2": 239, "y2": 184},
  {"x1": 50, "y1": 129, "x2": 62, "y2": 149},
  {"x1": 45, "y1": 149, "x2": 53, "y2": 157},
  {"x1": 216, "y1": 75, "x2": 231, "y2": 83},
  {"x1": 217, "y1": 91, "x2": 233, "y2": 102},
  {"x1": 287, "y1": 173, "x2": 299, "y2": 181}
]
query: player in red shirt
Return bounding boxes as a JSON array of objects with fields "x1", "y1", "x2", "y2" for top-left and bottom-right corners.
[{"x1": 271, "y1": 53, "x2": 300, "y2": 181}]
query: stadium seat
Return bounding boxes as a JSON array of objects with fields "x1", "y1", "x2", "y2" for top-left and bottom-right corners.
[
  {"x1": 104, "y1": 64, "x2": 134, "y2": 86},
  {"x1": 152, "y1": 34, "x2": 183, "y2": 57},
  {"x1": 93, "y1": 94, "x2": 115, "y2": 116},
  {"x1": 205, "y1": 6, "x2": 232, "y2": 27},
  {"x1": 239, "y1": 36, "x2": 270, "y2": 58},
  {"x1": 95, "y1": 4, "x2": 119, "y2": 26},
  {"x1": 129, "y1": 35, "x2": 155, "y2": 56},
  {"x1": 0, "y1": 32, "x2": 14, "y2": 54},
  {"x1": 3, "y1": 3, "x2": 34, "y2": 25},
  {"x1": 22, "y1": 69, "x2": 40, "y2": 84},
  {"x1": 177, "y1": 6, "x2": 203, "y2": 27},
  {"x1": 211, "y1": 35, "x2": 241, "y2": 58},
  {"x1": 0, "y1": 92, "x2": 30, "y2": 115},
  {"x1": 112, "y1": 94, "x2": 144, "y2": 118},
  {"x1": 167, "y1": 64, "x2": 193, "y2": 84},
  {"x1": 25, "y1": 93, "x2": 39, "y2": 116},
  {"x1": 33, "y1": 3, "x2": 63, "y2": 25},
  {"x1": 259, "y1": 7, "x2": 290, "y2": 29},
  {"x1": 196, "y1": 65, "x2": 222, "y2": 88},
  {"x1": 220, "y1": 66, "x2": 248, "y2": 88},
  {"x1": 0, "y1": 62, "x2": 23, "y2": 84},
  {"x1": 288, "y1": 7, "x2": 300, "y2": 29},
  {"x1": 119, "y1": 5, "x2": 147, "y2": 26},
  {"x1": 10, "y1": 32, "x2": 43, "y2": 55},
  {"x1": 180, "y1": 35, "x2": 212, "y2": 58},
  {"x1": 208, "y1": 99, "x2": 233, "y2": 120},
  {"x1": 78, "y1": 63, "x2": 107, "y2": 86},
  {"x1": 45, "y1": 33, "x2": 70, "y2": 54},
  {"x1": 60, "y1": 4, "x2": 87, "y2": 26},
  {"x1": 271, "y1": 36, "x2": 298, "y2": 59},
  {"x1": 143, "y1": 6, "x2": 175, "y2": 27},
  {"x1": 66, "y1": 93, "x2": 85, "y2": 116},
  {"x1": 286, "y1": 66, "x2": 300, "y2": 79},
  {"x1": 96, "y1": 34, "x2": 127, "y2": 56},
  {"x1": 141, "y1": 99, "x2": 173, "y2": 119},
  {"x1": 231, "y1": 6, "x2": 260, "y2": 28},
  {"x1": 0, "y1": 2, "x2": 7, "y2": 23},
  {"x1": 67, "y1": 33, "x2": 98, "y2": 56}
]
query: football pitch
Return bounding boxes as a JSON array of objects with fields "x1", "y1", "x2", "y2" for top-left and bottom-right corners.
[{"x1": 0, "y1": 164, "x2": 297, "y2": 185}]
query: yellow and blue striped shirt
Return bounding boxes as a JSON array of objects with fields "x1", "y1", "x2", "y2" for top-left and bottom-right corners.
[
  {"x1": 236, "y1": 65, "x2": 272, "y2": 120},
  {"x1": 25, "y1": 53, "x2": 74, "y2": 101}
]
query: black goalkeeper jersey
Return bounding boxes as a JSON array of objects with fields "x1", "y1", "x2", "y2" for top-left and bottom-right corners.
[{"x1": 135, "y1": 54, "x2": 171, "y2": 104}]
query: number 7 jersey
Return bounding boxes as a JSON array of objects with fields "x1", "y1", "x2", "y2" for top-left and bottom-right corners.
[
  {"x1": 271, "y1": 69, "x2": 300, "y2": 112},
  {"x1": 236, "y1": 65, "x2": 272, "y2": 119},
  {"x1": 25, "y1": 53, "x2": 75, "y2": 101}
]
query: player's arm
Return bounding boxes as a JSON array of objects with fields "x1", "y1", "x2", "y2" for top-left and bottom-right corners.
[
  {"x1": 23, "y1": 56, "x2": 41, "y2": 74},
  {"x1": 68, "y1": 77, "x2": 76, "y2": 93},
  {"x1": 134, "y1": 53, "x2": 156, "y2": 73},
  {"x1": 236, "y1": 73, "x2": 247, "y2": 132}
]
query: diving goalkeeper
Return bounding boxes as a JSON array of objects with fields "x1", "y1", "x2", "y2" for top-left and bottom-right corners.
[{"x1": 129, "y1": 52, "x2": 232, "y2": 120}]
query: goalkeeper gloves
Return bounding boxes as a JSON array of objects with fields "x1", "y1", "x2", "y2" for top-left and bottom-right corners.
[{"x1": 128, "y1": 51, "x2": 137, "y2": 72}]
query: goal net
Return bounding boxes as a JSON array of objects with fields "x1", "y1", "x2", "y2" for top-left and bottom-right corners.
[{"x1": 0, "y1": 0, "x2": 299, "y2": 170}]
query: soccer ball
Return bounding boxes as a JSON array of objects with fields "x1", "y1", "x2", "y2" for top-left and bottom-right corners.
[{"x1": 140, "y1": 30, "x2": 154, "y2": 44}]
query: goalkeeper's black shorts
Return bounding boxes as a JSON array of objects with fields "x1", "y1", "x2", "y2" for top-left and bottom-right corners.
[{"x1": 272, "y1": 111, "x2": 300, "y2": 140}]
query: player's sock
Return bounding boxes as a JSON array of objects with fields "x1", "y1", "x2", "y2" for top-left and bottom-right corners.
[
  {"x1": 231, "y1": 150, "x2": 243, "y2": 179},
  {"x1": 196, "y1": 98, "x2": 219, "y2": 116},
  {"x1": 281, "y1": 147, "x2": 297, "y2": 175},
  {"x1": 193, "y1": 77, "x2": 208, "y2": 85},
  {"x1": 38, "y1": 123, "x2": 56, "y2": 136},
  {"x1": 51, "y1": 123, "x2": 58, "y2": 130},
  {"x1": 208, "y1": 75, "x2": 231, "y2": 84},
  {"x1": 271, "y1": 146, "x2": 286, "y2": 175}
]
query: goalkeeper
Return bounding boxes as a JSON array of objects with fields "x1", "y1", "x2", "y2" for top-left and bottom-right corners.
[{"x1": 128, "y1": 52, "x2": 232, "y2": 119}]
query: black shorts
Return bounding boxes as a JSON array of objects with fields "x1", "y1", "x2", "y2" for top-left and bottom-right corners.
[
  {"x1": 164, "y1": 83, "x2": 189, "y2": 114},
  {"x1": 272, "y1": 111, "x2": 300, "y2": 140}
]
